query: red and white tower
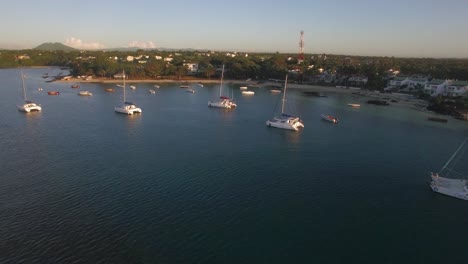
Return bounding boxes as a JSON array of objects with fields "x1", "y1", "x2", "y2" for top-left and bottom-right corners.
[{"x1": 298, "y1": 30, "x2": 304, "y2": 64}]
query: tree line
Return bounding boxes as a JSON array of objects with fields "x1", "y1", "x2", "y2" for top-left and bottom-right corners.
[{"x1": 2, "y1": 49, "x2": 468, "y2": 90}]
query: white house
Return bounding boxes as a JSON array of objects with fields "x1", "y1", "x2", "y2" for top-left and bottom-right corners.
[
  {"x1": 424, "y1": 79, "x2": 449, "y2": 96},
  {"x1": 126, "y1": 56, "x2": 134, "y2": 62},
  {"x1": 183, "y1": 63, "x2": 199, "y2": 74},
  {"x1": 388, "y1": 76, "x2": 409, "y2": 88},
  {"x1": 445, "y1": 81, "x2": 468, "y2": 97},
  {"x1": 154, "y1": 56, "x2": 162, "y2": 60},
  {"x1": 164, "y1": 57, "x2": 173, "y2": 62}
]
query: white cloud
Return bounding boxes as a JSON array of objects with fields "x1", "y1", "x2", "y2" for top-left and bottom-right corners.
[
  {"x1": 65, "y1": 37, "x2": 105, "y2": 50},
  {"x1": 127, "y1": 41, "x2": 157, "y2": 49}
]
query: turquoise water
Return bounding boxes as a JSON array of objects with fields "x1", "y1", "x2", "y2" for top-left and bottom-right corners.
[{"x1": 0, "y1": 68, "x2": 467, "y2": 263}]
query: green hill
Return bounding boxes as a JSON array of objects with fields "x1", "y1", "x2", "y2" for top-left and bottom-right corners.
[{"x1": 33, "y1": 42, "x2": 77, "y2": 51}]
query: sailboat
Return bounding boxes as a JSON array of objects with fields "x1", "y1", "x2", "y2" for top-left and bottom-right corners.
[
  {"x1": 430, "y1": 138, "x2": 468, "y2": 201},
  {"x1": 208, "y1": 64, "x2": 237, "y2": 109},
  {"x1": 114, "y1": 70, "x2": 142, "y2": 115},
  {"x1": 266, "y1": 75, "x2": 304, "y2": 131},
  {"x1": 17, "y1": 71, "x2": 42, "y2": 112}
]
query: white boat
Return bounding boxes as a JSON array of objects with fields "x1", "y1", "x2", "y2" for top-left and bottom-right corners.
[
  {"x1": 149, "y1": 89, "x2": 156, "y2": 94},
  {"x1": 197, "y1": 83, "x2": 204, "y2": 87},
  {"x1": 186, "y1": 89, "x2": 195, "y2": 93},
  {"x1": 270, "y1": 89, "x2": 281, "y2": 93},
  {"x1": 154, "y1": 85, "x2": 160, "y2": 88},
  {"x1": 348, "y1": 103, "x2": 361, "y2": 107},
  {"x1": 78, "y1": 91, "x2": 93, "y2": 96},
  {"x1": 180, "y1": 85, "x2": 189, "y2": 88},
  {"x1": 430, "y1": 138, "x2": 468, "y2": 201},
  {"x1": 114, "y1": 70, "x2": 142, "y2": 115},
  {"x1": 208, "y1": 64, "x2": 237, "y2": 109},
  {"x1": 17, "y1": 71, "x2": 42, "y2": 112},
  {"x1": 130, "y1": 85, "x2": 136, "y2": 90},
  {"x1": 239, "y1": 86, "x2": 248, "y2": 90},
  {"x1": 321, "y1": 114, "x2": 338, "y2": 123},
  {"x1": 242, "y1": 91, "x2": 254, "y2": 95},
  {"x1": 266, "y1": 75, "x2": 304, "y2": 131}
]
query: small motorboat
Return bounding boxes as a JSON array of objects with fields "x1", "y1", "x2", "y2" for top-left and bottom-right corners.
[
  {"x1": 321, "y1": 114, "x2": 338, "y2": 123},
  {"x1": 105, "y1": 88, "x2": 115, "y2": 92},
  {"x1": 130, "y1": 85, "x2": 136, "y2": 90},
  {"x1": 239, "y1": 86, "x2": 248, "y2": 90},
  {"x1": 347, "y1": 103, "x2": 361, "y2": 107},
  {"x1": 270, "y1": 89, "x2": 281, "y2": 93},
  {"x1": 71, "y1": 85, "x2": 80, "y2": 88},
  {"x1": 180, "y1": 85, "x2": 189, "y2": 88},
  {"x1": 154, "y1": 85, "x2": 160, "y2": 88},
  {"x1": 242, "y1": 91, "x2": 255, "y2": 95},
  {"x1": 47, "y1": 91, "x2": 60, "y2": 95},
  {"x1": 149, "y1": 89, "x2": 156, "y2": 94},
  {"x1": 186, "y1": 89, "x2": 195, "y2": 93},
  {"x1": 78, "y1": 91, "x2": 93, "y2": 96}
]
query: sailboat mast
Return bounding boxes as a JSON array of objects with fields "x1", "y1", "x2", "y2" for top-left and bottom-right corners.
[
  {"x1": 122, "y1": 70, "x2": 126, "y2": 103},
  {"x1": 439, "y1": 138, "x2": 468, "y2": 173},
  {"x1": 220, "y1": 64, "x2": 224, "y2": 97},
  {"x1": 281, "y1": 74, "x2": 288, "y2": 114},
  {"x1": 21, "y1": 71, "x2": 27, "y2": 101}
]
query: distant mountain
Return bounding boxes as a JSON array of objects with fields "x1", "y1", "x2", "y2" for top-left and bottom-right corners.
[{"x1": 33, "y1": 42, "x2": 77, "y2": 51}]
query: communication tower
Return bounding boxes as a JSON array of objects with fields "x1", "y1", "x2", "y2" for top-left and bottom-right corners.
[{"x1": 298, "y1": 30, "x2": 304, "y2": 64}]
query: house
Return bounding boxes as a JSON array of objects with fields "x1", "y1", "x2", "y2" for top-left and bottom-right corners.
[
  {"x1": 17, "y1": 54, "x2": 30, "y2": 60},
  {"x1": 388, "y1": 76, "x2": 409, "y2": 88},
  {"x1": 424, "y1": 79, "x2": 449, "y2": 96},
  {"x1": 154, "y1": 56, "x2": 162, "y2": 60},
  {"x1": 126, "y1": 56, "x2": 134, "y2": 62},
  {"x1": 347, "y1": 75, "x2": 368, "y2": 87},
  {"x1": 183, "y1": 63, "x2": 199, "y2": 74},
  {"x1": 445, "y1": 81, "x2": 468, "y2": 97},
  {"x1": 164, "y1": 57, "x2": 173, "y2": 62}
]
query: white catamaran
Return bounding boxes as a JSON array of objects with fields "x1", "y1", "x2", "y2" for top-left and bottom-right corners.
[
  {"x1": 208, "y1": 64, "x2": 237, "y2": 109},
  {"x1": 17, "y1": 71, "x2": 42, "y2": 112},
  {"x1": 266, "y1": 75, "x2": 304, "y2": 131},
  {"x1": 114, "y1": 70, "x2": 142, "y2": 115},
  {"x1": 430, "y1": 138, "x2": 468, "y2": 201}
]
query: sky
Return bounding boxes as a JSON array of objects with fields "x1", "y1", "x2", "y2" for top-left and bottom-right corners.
[{"x1": 1, "y1": 0, "x2": 468, "y2": 58}]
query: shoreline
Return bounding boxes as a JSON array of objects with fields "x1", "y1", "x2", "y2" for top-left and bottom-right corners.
[{"x1": 58, "y1": 77, "x2": 356, "y2": 93}]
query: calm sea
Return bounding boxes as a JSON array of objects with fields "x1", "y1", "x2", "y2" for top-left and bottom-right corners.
[{"x1": 0, "y1": 68, "x2": 467, "y2": 263}]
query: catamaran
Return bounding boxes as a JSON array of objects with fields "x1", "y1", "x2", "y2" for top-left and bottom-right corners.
[
  {"x1": 17, "y1": 71, "x2": 42, "y2": 112},
  {"x1": 266, "y1": 75, "x2": 304, "y2": 131},
  {"x1": 430, "y1": 138, "x2": 468, "y2": 201},
  {"x1": 208, "y1": 64, "x2": 236, "y2": 109},
  {"x1": 114, "y1": 70, "x2": 142, "y2": 115}
]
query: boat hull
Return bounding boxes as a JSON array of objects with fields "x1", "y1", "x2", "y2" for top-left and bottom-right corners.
[
  {"x1": 17, "y1": 104, "x2": 41, "y2": 112},
  {"x1": 114, "y1": 105, "x2": 142, "y2": 115},
  {"x1": 321, "y1": 114, "x2": 338, "y2": 123},
  {"x1": 208, "y1": 100, "x2": 236, "y2": 109},
  {"x1": 430, "y1": 174, "x2": 468, "y2": 201},
  {"x1": 266, "y1": 118, "x2": 304, "y2": 131}
]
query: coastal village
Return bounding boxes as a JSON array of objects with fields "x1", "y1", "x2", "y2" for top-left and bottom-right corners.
[{"x1": 5, "y1": 45, "x2": 468, "y2": 120}]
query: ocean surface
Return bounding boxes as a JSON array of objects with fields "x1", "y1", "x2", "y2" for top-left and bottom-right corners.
[{"x1": 1, "y1": 68, "x2": 467, "y2": 264}]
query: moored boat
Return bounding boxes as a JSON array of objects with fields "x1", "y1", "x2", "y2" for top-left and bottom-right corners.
[
  {"x1": 71, "y1": 85, "x2": 80, "y2": 88},
  {"x1": 149, "y1": 89, "x2": 156, "y2": 94},
  {"x1": 430, "y1": 138, "x2": 468, "y2": 201},
  {"x1": 270, "y1": 89, "x2": 281, "y2": 93},
  {"x1": 347, "y1": 103, "x2": 361, "y2": 107},
  {"x1": 428, "y1": 117, "x2": 448, "y2": 123},
  {"x1": 105, "y1": 88, "x2": 115, "y2": 92},
  {"x1": 321, "y1": 114, "x2": 339, "y2": 123},
  {"x1": 239, "y1": 86, "x2": 248, "y2": 90},
  {"x1": 266, "y1": 75, "x2": 304, "y2": 131},
  {"x1": 241, "y1": 91, "x2": 254, "y2": 95},
  {"x1": 78, "y1": 91, "x2": 93, "y2": 96},
  {"x1": 48, "y1": 91, "x2": 60, "y2": 95}
]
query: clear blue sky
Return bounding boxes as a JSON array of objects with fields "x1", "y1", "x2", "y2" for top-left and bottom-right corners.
[{"x1": 1, "y1": 0, "x2": 467, "y2": 58}]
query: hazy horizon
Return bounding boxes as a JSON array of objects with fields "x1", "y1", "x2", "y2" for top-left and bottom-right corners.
[{"x1": 1, "y1": 0, "x2": 468, "y2": 58}]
